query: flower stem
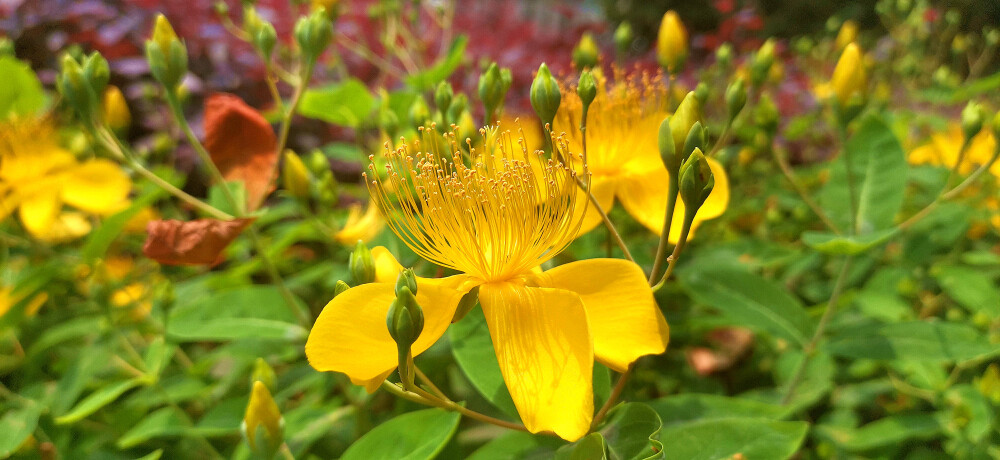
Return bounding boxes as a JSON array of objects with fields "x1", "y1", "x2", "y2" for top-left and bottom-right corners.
[
  {"x1": 648, "y1": 180, "x2": 679, "y2": 284},
  {"x1": 781, "y1": 256, "x2": 853, "y2": 405},
  {"x1": 652, "y1": 208, "x2": 696, "y2": 291},
  {"x1": 590, "y1": 363, "x2": 631, "y2": 430},
  {"x1": 380, "y1": 381, "x2": 532, "y2": 433},
  {"x1": 769, "y1": 143, "x2": 842, "y2": 235},
  {"x1": 898, "y1": 143, "x2": 1000, "y2": 231}
]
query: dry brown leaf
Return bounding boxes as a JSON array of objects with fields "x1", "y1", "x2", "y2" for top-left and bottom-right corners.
[
  {"x1": 203, "y1": 93, "x2": 277, "y2": 211},
  {"x1": 142, "y1": 218, "x2": 254, "y2": 266}
]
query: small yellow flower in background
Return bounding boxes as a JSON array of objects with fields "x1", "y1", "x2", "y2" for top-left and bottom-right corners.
[
  {"x1": 101, "y1": 85, "x2": 131, "y2": 131},
  {"x1": 908, "y1": 124, "x2": 999, "y2": 177},
  {"x1": 836, "y1": 20, "x2": 858, "y2": 51},
  {"x1": 306, "y1": 128, "x2": 669, "y2": 441},
  {"x1": 830, "y1": 42, "x2": 866, "y2": 105},
  {"x1": 334, "y1": 202, "x2": 385, "y2": 245},
  {"x1": 553, "y1": 71, "x2": 729, "y2": 244},
  {"x1": 0, "y1": 117, "x2": 132, "y2": 242},
  {"x1": 242, "y1": 380, "x2": 284, "y2": 457},
  {"x1": 657, "y1": 10, "x2": 688, "y2": 72},
  {"x1": 0, "y1": 285, "x2": 48, "y2": 318}
]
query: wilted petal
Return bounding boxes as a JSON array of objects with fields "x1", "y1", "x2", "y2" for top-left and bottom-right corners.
[
  {"x1": 204, "y1": 93, "x2": 278, "y2": 211},
  {"x1": 142, "y1": 218, "x2": 254, "y2": 265}
]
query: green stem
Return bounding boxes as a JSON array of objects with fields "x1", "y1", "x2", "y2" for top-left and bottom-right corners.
[
  {"x1": 652, "y1": 207, "x2": 696, "y2": 291},
  {"x1": 648, "y1": 180, "x2": 679, "y2": 284},
  {"x1": 781, "y1": 257, "x2": 853, "y2": 405},
  {"x1": 898, "y1": 143, "x2": 1000, "y2": 231},
  {"x1": 837, "y1": 125, "x2": 859, "y2": 234},
  {"x1": 591, "y1": 364, "x2": 631, "y2": 430},
  {"x1": 769, "y1": 143, "x2": 842, "y2": 235},
  {"x1": 380, "y1": 381, "x2": 532, "y2": 433}
]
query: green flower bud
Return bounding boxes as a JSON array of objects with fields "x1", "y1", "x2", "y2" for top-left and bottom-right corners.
[
  {"x1": 577, "y1": 70, "x2": 597, "y2": 114},
  {"x1": 750, "y1": 39, "x2": 776, "y2": 87},
  {"x1": 294, "y1": 9, "x2": 332, "y2": 64},
  {"x1": 333, "y1": 280, "x2": 350, "y2": 298},
  {"x1": 435, "y1": 81, "x2": 453, "y2": 115},
  {"x1": 755, "y1": 94, "x2": 779, "y2": 135},
  {"x1": 572, "y1": 32, "x2": 599, "y2": 70},
  {"x1": 658, "y1": 116, "x2": 678, "y2": 172},
  {"x1": 386, "y1": 286, "x2": 424, "y2": 348},
  {"x1": 349, "y1": 240, "x2": 376, "y2": 284},
  {"x1": 693, "y1": 82, "x2": 709, "y2": 107},
  {"x1": 212, "y1": 1, "x2": 229, "y2": 16},
  {"x1": 395, "y1": 268, "x2": 418, "y2": 297},
  {"x1": 251, "y1": 357, "x2": 277, "y2": 392},
  {"x1": 146, "y1": 14, "x2": 188, "y2": 90},
  {"x1": 378, "y1": 107, "x2": 399, "y2": 138},
  {"x1": 669, "y1": 92, "x2": 701, "y2": 159},
  {"x1": 447, "y1": 93, "x2": 467, "y2": 124},
  {"x1": 409, "y1": 96, "x2": 431, "y2": 128},
  {"x1": 683, "y1": 122, "x2": 706, "y2": 159},
  {"x1": 961, "y1": 101, "x2": 984, "y2": 143},
  {"x1": 307, "y1": 150, "x2": 330, "y2": 175},
  {"x1": 255, "y1": 22, "x2": 278, "y2": 61},
  {"x1": 678, "y1": 148, "x2": 715, "y2": 211},
  {"x1": 82, "y1": 52, "x2": 110, "y2": 96},
  {"x1": 500, "y1": 68, "x2": 513, "y2": 93},
  {"x1": 530, "y1": 63, "x2": 561, "y2": 127},
  {"x1": 614, "y1": 21, "x2": 633, "y2": 56},
  {"x1": 451, "y1": 286, "x2": 480, "y2": 322},
  {"x1": 725, "y1": 78, "x2": 747, "y2": 123},
  {"x1": 58, "y1": 54, "x2": 93, "y2": 119},
  {"x1": 242, "y1": 381, "x2": 284, "y2": 459},
  {"x1": 478, "y1": 63, "x2": 510, "y2": 122},
  {"x1": 282, "y1": 150, "x2": 312, "y2": 199},
  {"x1": 715, "y1": 43, "x2": 733, "y2": 68}
]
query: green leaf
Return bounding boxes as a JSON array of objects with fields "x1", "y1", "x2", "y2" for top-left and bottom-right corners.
[
  {"x1": 135, "y1": 450, "x2": 164, "y2": 460},
  {"x1": 467, "y1": 431, "x2": 564, "y2": 460},
  {"x1": 0, "y1": 56, "x2": 47, "y2": 119},
  {"x1": 817, "y1": 413, "x2": 942, "y2": 452},
  {"x1": 340, "y1": 408, "x2": 460, "y2": 460},
  {"x1": 81, "y1": 185, "x2": 169, "y2": 262},
  {"x1": 116, "y1": 407, "x2": 185, "y2": 449},
  {"x1": 0, "y1": 403, "x2": 43, "y2": 457},
  {"x1": 556, "y1": 433, "x2": 607, "y2": 460},
  {"x1": 801, "y1": 228, "x2": 897, "y2": 255},
  {"x1": 207, "y1": 181, "x2": 248, "y2": 218},
  {"x1": 820, "y1": 114, "x2": 908, "y2": 234},
  {"x1": 449, "y1": 307, "x2": 519, "y2": 417},
  {"x1": 648, "y1": 394, "x2": 789, "y2": 426},
  {"x1": 917, "y1": 71, "x2": 1000, "y2": 104},
  {"x1": 597, "y1": 403, "x2": 665, "y2": 460},
  {"x1": 931, "y1": 264, "x2": 1000, "y2": 316},
  {"x1": 679, "y1": 267, "x2": 812, "y2": 347},
  {"x1": 56, "y1": 377, "x2": 147, "y2": 424},
  {"x1": 658, "y1": 418, "x2": 808, "y2": 460},
  {"x1": 826, "y1": 321, "x2": 1000, "y2": 362},
  {"x1": 167, "y1": 286, "x2": 307, "y2": 342},
  {"x1": 299, "y1": 78, "x2": 376, "y2": 128},
  {"x1": 143, "y1": 337, "x2": 171, "y2": 378},
  {"x1": 405, "y1": 35, "x2": 468, "y2": 90}
]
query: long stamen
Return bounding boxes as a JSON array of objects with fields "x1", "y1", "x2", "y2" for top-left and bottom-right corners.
[{"x1": 366, "y1": 124, "x2": 587, "y2": 282}]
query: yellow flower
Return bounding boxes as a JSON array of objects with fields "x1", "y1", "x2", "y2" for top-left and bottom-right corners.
[
  {"x1": 0, "y1": 117, "x2": 131, "y2": 242},
  {"x1": 657, "y1": 10, "x2": 687, "y2": 72},
  {"x1": 243, "y1": 380, "x2": 283, "y2": 455},
  {"x1": 0, "y1": 285, "x2": 47, "y2": 318},
  {"x1": 908, "y1": 124, "x2": 999, "y2": 177},
  {"x1": 830, "y1": 43, "x2": 866, "y2": 105},
  {"x1": 835, "y1": 20, "x2": 858, "y2": 51},
  {"x1": 102, "y1": 85, "x2": 131, "y2": 131},
  {"x1": 306, "y1": 129, "x2": 669, "y2": 441},
  {"x1": 553, "y1": 72, "x2": 729, "y2": 244},
  {"x1": 334, "y1": 202, "x2": 385, "y2": 245}
]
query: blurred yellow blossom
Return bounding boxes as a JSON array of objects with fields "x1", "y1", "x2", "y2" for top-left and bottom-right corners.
[
  {"x1": 836, "y1": 20, "x2": 858, "y2": 51},
  {"x1": 0, "y1": 285, "x2": 47, "y2": 318},
  {"x1": 334, "y1": 202, "x2": 384, "y2": 245},
  {"x1": 101, "y1": 85, "x2": 131, "y2": 131},
  {"x1": 657, "y1": 10, "x2": 687, "y2": 72},
  {"x1": 908, "y1": 124, "x2": 999, "y2": 177},
  {"x1": 554, "y1": 71, "x2": 729, "y2": 244},
  {"x1": 0, "y1": 117, "x2": 132, "y2": 242},
  {"x1": 830, "y1": 43, "x2": 867, "y2": 105}
]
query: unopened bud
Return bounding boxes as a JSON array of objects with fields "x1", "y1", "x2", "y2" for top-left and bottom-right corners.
[
  {"x1": 255, "y1": 22, "x2": 277, "y2": 61},
  {"x1": 146, "y1": 14, "x2": 188, "y2": 90},
  {"x1": 395, "y1": 268, "x2": 418, "y2": 297},
  {"x1": 693, "y1": 82, "x2": 709, "y2": 107},
  {"x1": 678, "y1": 148, "x2": 715, "y2": 211},
  {"x1": 658, "y1": 116, "x2": 677, "y2": 172},
  {"x1": 530, "y1": 63, "x2": 561, "y2": 127},
  {"x1": 683, "y1": 122, "x2": 706, "y2": 159},
  {"x1": 409, "y1": 96, "x2": 431, "y2": 128},
  {"x1": 349, "y1": 240, "x2": 376, "y2": 284},
  {"x1": 750, "y1": 39, "x2": 776, "y2": 87},
  {"x1": 577, "y1": 70, "x2": 597, "y2": 114},
  {"x1": 657, "y1": 10, "x2": 688, "y2": 73},
  {"x1": 831, "y1": 43, "x2": 866, "y2": 106},
  {"x1": 478, "y1": 63, "x2": 510, "y2": 122},
  {"x1": 614, "y1": 21, "x2": 633, "y2": 56},
  {"x1": 82, "y1": 53, "x2": 109, "y2": 95},
  {"x1": 242, "y1": 381, "x2": 284, "y2": 459},
  {"x1": 386, "y1": 287, "x2": 424, "y2": 348},
  {"x1": 58, "y1": 54, "x2": 99, "y2": 120},
  {"x1": 283, "y1": 150, "x2": 312, "y2": 199},
  {"x1": 102, "y1": 85, "x2": 131, "y2": 131},
  {"x1": 572, "y1": 32, "x2": 599, "y2": 70},
  {"x1": 333, "y1": 280, "x2": 350, "y2": 298},
  {"x1": 251, "y1": 358, "x2": 277, "y2": 392},
  {"x1": 835, "y1": 20, "x2": 858, "y2": 51},
  {"x1": 961, "y1": 102, "x2": 985, "y2": 143},
  {"x1": 434, "y1": 81, "x2": 453, "y2": 115},
  {"x1": 755, "y1": 94, "x2": 779, "y2": 135},
  {"x1": 669, "y1": 92, "x2": 701, "y2": 159},
  {"x1": 715, "y1": 43, "x2": 733, "y2": 68},
  {"x1": 725, "y1": 78, "x2": 747, "y2": 123},
  {"x1": 294, "y1": 9, "x2": 332, "y2": 64},
  {"x1": 447, "y1": 93, "x2": 468, "y2": 124}
]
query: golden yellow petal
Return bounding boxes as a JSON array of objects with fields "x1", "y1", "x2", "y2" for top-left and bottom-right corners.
[{"x1": 61, "y1": 159, "x2": 132, "y2": 215}]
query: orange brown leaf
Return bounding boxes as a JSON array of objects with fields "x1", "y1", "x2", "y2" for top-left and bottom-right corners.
[
  {"x1": 142, "y1": 218, "x2": 254, "y2": 266},
  {"x1": 203, "y1": 93, "x2": 277, "y2": 211}
]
